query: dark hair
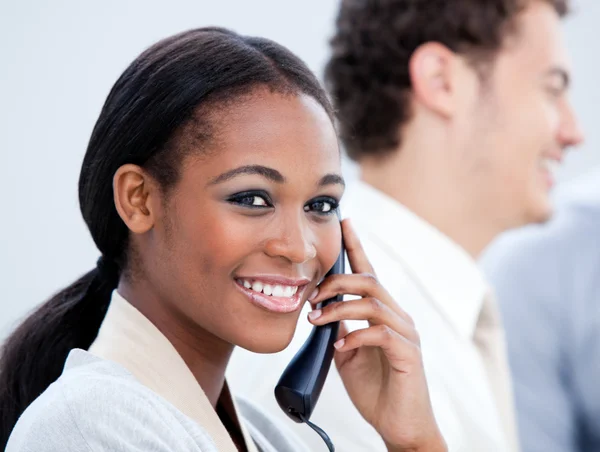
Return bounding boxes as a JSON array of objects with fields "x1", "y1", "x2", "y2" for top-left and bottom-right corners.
[
  {"x1": 0, "y1": 27, "x2": 333, "y2": 447},
  {"x1": 324, "y1": 0, "x2": 569, "y2": 160}
]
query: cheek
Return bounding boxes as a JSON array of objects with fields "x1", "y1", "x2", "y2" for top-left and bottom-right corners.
[
  {"x1": 177, "y1": 210, "x2": 248, "y2": 278},
  {"x1": 514, "y1": 93, "x2": 558, "y2": 145},
  {"x1": 490, "y1": 96, "x2": 555, "y2": 174},
  {"x1": 314, "y1": 220, "x2": 343, "y2": 275}
]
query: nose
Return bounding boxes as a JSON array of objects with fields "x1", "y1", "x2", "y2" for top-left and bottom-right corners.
[
  {"x1": 558, "y1": 100, "x2": 585, "y2": 148},
  {"x1": 264, "y1": 216, "x2": 317, "y2": 264}
]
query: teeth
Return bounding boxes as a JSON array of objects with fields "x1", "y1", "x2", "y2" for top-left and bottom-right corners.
[
  {"x1": 252, "y1": 281, "x2": 263, "y2": 293},
  {"x1": 541, "y1": 158, "x2": 561, "y2": 176},
  {"x1": 263, "y1": 284, "x2": 273, "y2": 296},
  {"x1": 240, "y1": 279, "x2": 299, "y2": 298},
  {"x1": 547, "y1": 160, "x2": 561, "y2": 175}
]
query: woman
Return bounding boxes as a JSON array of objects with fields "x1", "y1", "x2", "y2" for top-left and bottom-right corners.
[{"x1": 0, "y1": 28, "x2": 446, "y2": 451}]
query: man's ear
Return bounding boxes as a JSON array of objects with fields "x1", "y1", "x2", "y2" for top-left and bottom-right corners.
[
  {"x1": 113, "y1": 164, "x2": 157, "y2": 234},
  {"x1": 409, "y1": 42, "x2": 461, "y2": 118}
]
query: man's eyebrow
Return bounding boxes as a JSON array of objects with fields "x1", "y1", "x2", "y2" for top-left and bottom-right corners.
[{"x1": 207, "y1": 165, "x2": 285, "y2": 186}]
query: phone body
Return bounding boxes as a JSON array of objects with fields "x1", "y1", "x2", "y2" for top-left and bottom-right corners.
[{"x1": 274, "y1": 237, "x2": 346, "y2": 423}]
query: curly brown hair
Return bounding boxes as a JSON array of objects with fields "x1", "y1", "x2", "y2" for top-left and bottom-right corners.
[{"x1": 325, "y1": 0, "x2": 569, "y2": 160}]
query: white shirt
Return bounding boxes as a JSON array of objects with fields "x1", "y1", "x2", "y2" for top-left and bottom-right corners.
[
  {"x1": 8, "y1": 290, "x2": 308, "y2": 452},
  {"x1": 227, "y1": 180, "x2": 512, "y2": 452}
]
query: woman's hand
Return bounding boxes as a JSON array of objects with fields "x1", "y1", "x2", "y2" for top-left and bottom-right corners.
[{"x1": 308, "y1": 219, "x2": 447, "y2": 452}]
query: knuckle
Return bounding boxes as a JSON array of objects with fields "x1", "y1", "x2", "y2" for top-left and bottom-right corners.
[
  {"x1": 367, "y1": 297, "x2": 383, "y2": 313},
  {"x1": 406, "y1": 343, "x2": 422, "y2": 362},
  {"x1": 327, "y1": 274, "x2": 342, "y2": 289},
  {"x1": 362, "y1": 272, "x2": 379, "y2": 287},
  {"x1": 376, "y1": 324, "x2": 394, "y2": 339},
  {"x1": 329, "y1": 300, "x2": 345, "y2": 314}
]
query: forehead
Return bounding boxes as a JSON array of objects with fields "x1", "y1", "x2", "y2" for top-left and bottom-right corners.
[
  {"x1": 195, "y1": 90, "x2": 340, "y2": 177},
  {"x1": 497, "y1": 1, "x2": 568, "y2": 72}
]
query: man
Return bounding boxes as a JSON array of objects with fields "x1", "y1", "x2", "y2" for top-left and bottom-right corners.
[
  {"x1": 228, "y1": 0, "x2": 583, "y2": 450},
  {"x1": 482, "y1": 168, "x2": 600, "y2": 452}
]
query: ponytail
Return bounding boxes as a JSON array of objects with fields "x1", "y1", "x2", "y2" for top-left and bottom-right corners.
[{"x1": 0, "y1": 260, "x2": 118, "y2": 448}]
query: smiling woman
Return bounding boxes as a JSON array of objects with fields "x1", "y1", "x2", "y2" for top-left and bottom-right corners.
[{"x1": 0, "y1": 27, "x2": 446, "y2": 452}]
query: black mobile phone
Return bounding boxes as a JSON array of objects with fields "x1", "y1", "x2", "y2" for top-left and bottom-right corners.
[{"x1": 274, "y1": 237, "x2": 346, "y2": 424}]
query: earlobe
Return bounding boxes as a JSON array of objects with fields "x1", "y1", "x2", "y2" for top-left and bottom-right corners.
[
  {"x1": 113, "y1": 164, "x2": 155, "y2": 234},
  {"x1": 409, "y1": 42, "x2": 456, "y2": 118}
]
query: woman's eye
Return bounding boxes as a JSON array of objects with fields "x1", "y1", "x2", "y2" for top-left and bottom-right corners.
[
  {"x1": 246, "y1": 196, "x2": 268, "y2": 207},
  {"x1": 304, "y1": 197, "x2": 339, "y2": 215},
  {"x1": 228, "y1": 192, "x2": 272, "y2": 208}
]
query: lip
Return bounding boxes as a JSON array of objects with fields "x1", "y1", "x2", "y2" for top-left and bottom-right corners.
[
  {"x1": 539, "y1": 153, "x2": 562, "y2": 189},
  {"x1": 542, "y1": 153, "x2": 563, "y2": 163},
  {"x1": 234, "y1": 274, "x2": 311, "y2": 286},
  {"x1": 234, "y1": 279, "x2": 308, "y2": 314},
  {"x1": 541, "y1": 169, "x2": 555, "y2": 189}
]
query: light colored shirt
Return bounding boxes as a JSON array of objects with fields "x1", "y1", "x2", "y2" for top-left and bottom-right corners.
[
  {"x1": 7, "y1": 290, "x2": 308, "y2": 452},
  {"x1": 227, "y1": 180, "x2": 514, "y2": 451},
  {"x1": 482, "y1": 168, "x2": 600, "y2": 452}
]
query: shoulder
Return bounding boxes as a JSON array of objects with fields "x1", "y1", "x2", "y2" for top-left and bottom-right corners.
[{"x1": 7, "y1": 350, "x2": 215, "y2": 451}]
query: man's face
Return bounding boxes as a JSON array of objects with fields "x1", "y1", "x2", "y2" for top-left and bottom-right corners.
[{"x1": 460, "y1": 1, "x2": 583, "y2": 229}]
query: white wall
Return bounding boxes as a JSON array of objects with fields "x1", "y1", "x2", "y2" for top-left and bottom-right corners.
[
  {"x1": 1, "y1": 0, "x2": 598, "y2": 337},
  {"x1": 0, "y1": 0, "x2": 340, "y2": 336}
]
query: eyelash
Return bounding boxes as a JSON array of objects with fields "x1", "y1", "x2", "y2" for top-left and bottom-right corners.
[
  {"x1": 304, "y1": 197, "x2": 339, "y2": 215},
  {"x1": 227, "y1": 191, "x2": 273, "y2": 208},
  {"x1": 227, "y1": 191, "x2": 339, "y2": 216}
]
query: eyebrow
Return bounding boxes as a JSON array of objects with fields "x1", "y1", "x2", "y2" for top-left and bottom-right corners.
[
  {"x1": 207, "y1": 164, "x2": 345, "y2": 188},
  {"x1": 208, "y1": 165, "x2": 285, "y2": 185},
  {"x1": 319, "y1": 173, "x2": 346, "y2": 188},
  {"x1": 545, "y1": 66, "x2": 571, "y2": 90}
]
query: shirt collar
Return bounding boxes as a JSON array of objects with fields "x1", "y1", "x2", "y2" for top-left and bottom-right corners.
[
  {"x1": 88, "y1": 290, "x2": 258, "y2": 452},
  {"x1": 343, "y1": 180, "x2": 489, "y2": 339}
]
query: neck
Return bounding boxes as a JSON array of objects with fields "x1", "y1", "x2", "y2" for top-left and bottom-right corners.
[
  {"x1": 118, "y1": 281, "x2": 234, "y2": 408},
  {"x1": 360, "y1": 138, "x2": 501, "y2": 259}
]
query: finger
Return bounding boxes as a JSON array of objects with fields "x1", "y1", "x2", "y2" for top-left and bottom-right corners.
[
  {"x1": 310, "y1": 273, "x2": 382, "y2": 303},
  {"x1": 308, "y1": 297, "x2": 419, "y2": 344},
  {"x1": 337, "y1": 319, "x2": 350, "y2": 341},
  {"x1": 342, "y1": 218, "x2": 376, "y2": 276},
  {"x1": 309, "y1": 273, "x2": 415, "y2": 326},
  {"x1": 334, "y1": 324, "x2": 422, "y2": 371}
]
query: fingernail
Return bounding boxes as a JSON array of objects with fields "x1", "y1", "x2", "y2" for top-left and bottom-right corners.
[
  {"x1": 334, "y1": 338, "x2": 345, "y2": 350},
  {"x1": 308, "y1": 309, "x2": 322, "y2": 321},
  {"x1": 309, "y1": 288, "x2": 319, "y2": 300}
]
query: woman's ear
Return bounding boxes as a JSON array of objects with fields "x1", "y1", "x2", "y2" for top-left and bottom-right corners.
[{"x1": 113, "y1": 164, "x2": 157, "y2": 234}]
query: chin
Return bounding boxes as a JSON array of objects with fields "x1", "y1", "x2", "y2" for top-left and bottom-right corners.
[
  {"x1": 234, "y1": 325, "x2": 296, "y2": 354},
  {"x1": 524, "y1": 196, "x2": 555, "y2": 225}
]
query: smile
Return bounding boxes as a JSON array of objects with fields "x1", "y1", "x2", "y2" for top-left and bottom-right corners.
[{"x1": 234, "y1": 277, "x2": 309, "y2": 314}]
